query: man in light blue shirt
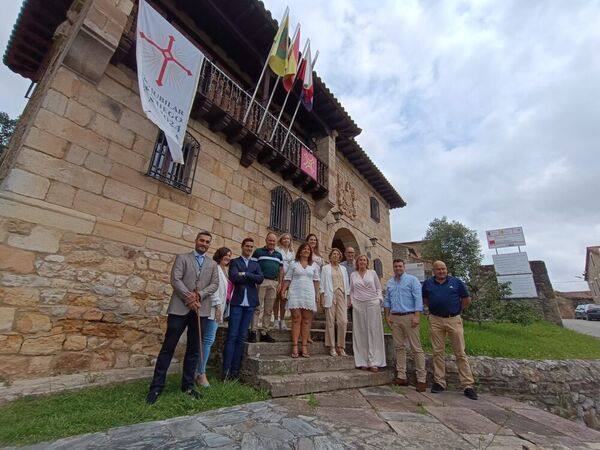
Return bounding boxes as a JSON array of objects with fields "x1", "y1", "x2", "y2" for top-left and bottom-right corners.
[{"x1": 383, "y1": 259, "x2": 426, "y2": 391}]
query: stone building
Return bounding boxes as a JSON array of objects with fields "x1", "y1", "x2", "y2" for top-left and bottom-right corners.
[
  {"x1": 585, "y1": 246, "x2": 600, "y2": 303},
  {"x1": 0, "y1": 0, "x2": 405, "y2": 381}
]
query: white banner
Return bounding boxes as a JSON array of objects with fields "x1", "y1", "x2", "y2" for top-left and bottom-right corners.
[
  {"x1": 136, "y1": 0, "x2": 204, "y2": 163},
  {"x1": 493, "y1": 252, "x2": 532, "y2": 276}
]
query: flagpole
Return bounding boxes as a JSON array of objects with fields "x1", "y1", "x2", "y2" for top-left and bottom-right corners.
[
  {"x1": 279, "y1": 50, "x2": 319, "y2": 153},
  {"x1": 256, "y1": 23, "x2": 300, "y2": 135},
  {"x1": 242, "y1": 6, "x2": 289, "y2": 125},
  {"x1": 269, "y1": 38, "x2": 309, "y2": 143}
]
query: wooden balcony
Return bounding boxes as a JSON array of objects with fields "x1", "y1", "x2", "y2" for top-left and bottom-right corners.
[{"x1": 192, "y1": 59, "x2": 328, "y2": 199}]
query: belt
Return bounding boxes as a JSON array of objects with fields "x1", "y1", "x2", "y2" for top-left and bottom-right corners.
[
  {"x1": 431, "y1": 313, "x2": 460, "y2": 318},
  {"x1": 391, "y1": 311, "x2": 415, "y2": 316}
]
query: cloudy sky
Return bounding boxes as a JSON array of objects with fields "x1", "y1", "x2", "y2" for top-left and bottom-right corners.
[{"x1": 1, "y1": 0, "x2": 599, "y2": 290}]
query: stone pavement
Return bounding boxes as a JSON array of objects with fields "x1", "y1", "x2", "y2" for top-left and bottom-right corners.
[{"x1": 15, "y1": 385, "x2": 600, "y2": 449}]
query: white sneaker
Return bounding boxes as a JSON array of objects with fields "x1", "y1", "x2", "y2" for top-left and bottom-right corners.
[
  {"x1": 273, "y1": 319, "x2": 280, "y2": 330},
  {"x1": 280, "y1": 321, "x2": 289, "y2": 331}
]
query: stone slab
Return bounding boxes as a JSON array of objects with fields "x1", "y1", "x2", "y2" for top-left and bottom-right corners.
[
  {"x1": 314, "y1": 406, "x2": 390, "y2": 431},
  {"x1": 461, "y1": 433, "x2": 536, "y2": 449},
  {"x1": 364, "y1": 393, "x2": 425, "y2": 412},
  {"x1": 311, "y1": 389, "x2": 372, "y2": 408},
  {"x1": 514, "y1": 407, "x2": 600, "y2": 442},
  {"x1": 387, "y1": 421, "x2": 469, "y2": 449},
  {"x1": 377, "y1": 410, "x2": 439, "y2": 423},
  {"x1": 426, "y1": 406, "x2": 514, "y2": 435}
]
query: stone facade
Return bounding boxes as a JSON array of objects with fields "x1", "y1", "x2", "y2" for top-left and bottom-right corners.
[
  {"x1": 585, "y1": 246, "x2": 600, "y2": 303},
  {"x1": 0, "y1": 1, "x2": 395, "y2": 381}
]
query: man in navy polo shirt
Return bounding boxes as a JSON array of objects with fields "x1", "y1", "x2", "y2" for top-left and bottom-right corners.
[{"x1": 422, "y1": 260, "x2": 478, "y2": 400}]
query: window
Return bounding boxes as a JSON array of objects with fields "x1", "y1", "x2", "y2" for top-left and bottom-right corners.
[
  {"x1": 147, "y1": 131, "x2": 200, "y2": 193},
  {"x1": 291, "y1": 198, "x2": 310, "y2": 240},
  {"x1": 269, "y1": 186, "x2": 292, "y2": 232},
  {"x1": 370, "y1": 197, "x2": 380, "y2": 223},
  {"x1": 374, "y1": 258, "x2": 383, "y2": 278}
]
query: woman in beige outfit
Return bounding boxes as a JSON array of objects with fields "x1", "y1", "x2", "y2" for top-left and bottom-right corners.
[
  {"x1": 350, "y1": 255, "x2": 386, "y2": 372},
  {"x1": 320, "y1": 248, "x2": 350, "y2": 357}
]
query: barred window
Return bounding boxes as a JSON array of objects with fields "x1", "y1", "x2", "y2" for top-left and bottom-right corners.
[
  {"x1": 374, "y1": 258, "x2": 383, "y2": 278},
  {"x1": 147, "y1": 131, "x2": 200, "y2": 193},
  {"x1": 370, "y1": 197, "x2": 380, "y2": 223},
  {"x1": 269, "y1": 186, "x2": 292, "y2": 232},
  {"x1": 291, "y1": 198, "x2": 310, "y2": 240}
]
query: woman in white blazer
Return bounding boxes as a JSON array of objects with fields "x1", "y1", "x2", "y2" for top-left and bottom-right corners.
[{"x1": 320, "y1": 248, "x2": 350, "y2": 357}]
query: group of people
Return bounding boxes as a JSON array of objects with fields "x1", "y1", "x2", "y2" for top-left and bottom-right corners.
[{"x1": 146, "y1": 230, "x2": 478, "y2": 404}]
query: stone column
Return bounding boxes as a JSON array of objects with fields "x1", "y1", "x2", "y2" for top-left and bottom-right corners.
[
  {"x1": 314, "y1": 130, "x2": 338, "y2": 220},
  {"x1": 63, "y1": 0, "x2": 134, "y2": 83}
]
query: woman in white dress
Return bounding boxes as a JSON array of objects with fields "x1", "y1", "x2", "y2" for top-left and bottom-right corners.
[
  {"x1": 350, "y1": 255, "x2": 386, "y2": 372},
  {"x1": 320, "y1": 248, "x2": 350, "y2": 357},
  {"x1": 196, "y1": 246, "x2": 231, "y2": 387},
  {"x1": 274, "y1": 233, "x2": 294, "y2": 331},
  {"x1": 280, "y1": 243, "x2": 320, "y2": 358}
]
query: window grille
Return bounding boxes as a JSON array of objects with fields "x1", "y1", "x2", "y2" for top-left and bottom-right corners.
[
  {"x1": 269, "y1": 186, "x2": 292, "y2": 232},
  {"x1": 370, "y1": 197, "x2": 380, "y2": 223},
  {"x1": 374, "y1": 258, "x2": 383, "y2": 278},
  {"x1": 146, "y1": 131, "x2": 199, "y2": 193},
  {"x1": 291, "y1": 198, "x2": 311, "y2": 240}
]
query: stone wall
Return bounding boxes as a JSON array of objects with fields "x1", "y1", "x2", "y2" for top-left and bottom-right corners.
[
  {"x1": 432, "y1": 356, "x2": 600, "y2": 431},
  {"x1": 0, "y1": 10, "x2": 394, "y2": 379}
]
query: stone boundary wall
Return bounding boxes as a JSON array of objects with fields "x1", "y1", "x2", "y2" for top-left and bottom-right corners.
[{"x1": 413, "y1": 355, "x2": 600, "y2": 431}]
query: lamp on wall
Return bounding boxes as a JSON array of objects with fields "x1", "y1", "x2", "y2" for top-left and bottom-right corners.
[
  {"x1": 327, "y1": 210, "x2": 343, "y2": 227},
  {"x1": 369, "y1": 237, "x2": 378, "y2": 247}
]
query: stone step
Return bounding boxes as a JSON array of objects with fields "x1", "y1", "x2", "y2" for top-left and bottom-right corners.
[
  {"x1": 246, "y1": 341, "x2": 329, "y2": 357},
  {"x1": 244, "y1": 354, "x2": 355, "y2": 376},
  {"x1": 309, "y1": 320, "x2": 353, "y2": 331},
  {"x1": 267, "y1": 329, "x2": 354, "y2": 343},
  {"x1": 250, "y1": 368, "x2": 395, "y2": 397}
]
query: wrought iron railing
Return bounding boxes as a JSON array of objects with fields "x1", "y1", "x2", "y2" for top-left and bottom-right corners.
[{"x1": 197, "y1": 59, "x2": 327, "y2": 189}]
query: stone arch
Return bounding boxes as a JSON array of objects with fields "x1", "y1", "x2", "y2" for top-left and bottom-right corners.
[{"x1": 331, "y1": 227, "x2": 360, "y2": 258}]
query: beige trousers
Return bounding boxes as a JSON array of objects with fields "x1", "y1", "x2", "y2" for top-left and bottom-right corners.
[
  {"x1": 429, "y1": 314, "x2": 475, "y2": 389},
  {"x1": 253, "y1": 279, "x2": 278, "y2": 333},
  {"x1": 325, "y1": 289, "x2": 348, "y2": 349},
  {"x1": 389, "y1": 314, "x2": 426, "y2": 383},
  {"x1": 352, "y1": 299, "x2": 386, "y2": 368}
]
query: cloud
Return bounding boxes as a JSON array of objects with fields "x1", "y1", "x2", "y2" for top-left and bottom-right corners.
[{"x1": 264, "y1": 0, "x2": 600, "y2": 290}]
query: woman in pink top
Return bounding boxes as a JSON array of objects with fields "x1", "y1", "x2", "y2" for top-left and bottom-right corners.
[{"x1": 349, "y1": 255, "x2": 386, "y2": 371}]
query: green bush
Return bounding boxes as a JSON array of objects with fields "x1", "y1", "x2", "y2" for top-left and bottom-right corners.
[{"x1": 497, "y1": 300, "x2": 539, "y2": 325}]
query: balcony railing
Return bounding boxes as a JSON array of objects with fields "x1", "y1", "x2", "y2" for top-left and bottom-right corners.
[{"x1": 194, "y1": 59, "x2": 328, "y2": 197}]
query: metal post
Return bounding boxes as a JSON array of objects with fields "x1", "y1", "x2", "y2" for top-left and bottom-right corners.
[
  {"x1": 269, "y1": 38, "x2": 309, "y2": 143},
  {"x1": 279, "y1": 50, "x2": 319, "y2": 153},
  {"x1": 242, "y1": 6, "x2": 289, "y2": 124},
  {"x1": 255, "y1": 76, "x2": 281, "y2": 134}
]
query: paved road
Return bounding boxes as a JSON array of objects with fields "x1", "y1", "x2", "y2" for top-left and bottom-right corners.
[
  {"x1": 18, "y1": 386, "x2": 600, "y2": 449},
  {"x1": 563, "y1": 319, "x2": 600, "y2": 339}
]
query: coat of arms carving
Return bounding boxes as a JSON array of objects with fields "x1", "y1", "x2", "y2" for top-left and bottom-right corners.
[{"x1": 337, "y1": 174, "x2": 357, "y2": 219}]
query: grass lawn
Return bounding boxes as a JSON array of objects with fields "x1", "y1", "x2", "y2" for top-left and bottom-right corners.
[
  {"x1": 0, "y1": 370, "x2": 268, "y2": 447},
  {"x1": 385, "y1": 317, "x2": 600, "y2": 360}
]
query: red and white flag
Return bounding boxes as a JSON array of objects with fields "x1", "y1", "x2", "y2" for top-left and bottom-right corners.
[
  {"x1": 136, "y1": 0, "x2": 204, "y2": 163},
  {"x1": 298, "y1": 43, "x2": 314, "y2": 111}
]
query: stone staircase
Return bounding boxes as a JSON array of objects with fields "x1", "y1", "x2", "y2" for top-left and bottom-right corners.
[{"x1": 214, "y1": 312, "x2": 394, "y2": 397}]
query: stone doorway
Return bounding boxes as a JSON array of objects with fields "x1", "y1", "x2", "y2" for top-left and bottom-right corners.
[{"x1": 331, "y1": 227, "x2": 360, "y2": 257}]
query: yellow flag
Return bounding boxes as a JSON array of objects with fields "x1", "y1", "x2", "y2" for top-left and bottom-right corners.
[{"x1": 267, "y1": 8, "x2": 289, "y2": 77}]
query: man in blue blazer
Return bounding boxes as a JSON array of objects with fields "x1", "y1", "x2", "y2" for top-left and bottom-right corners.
[{"x1": 222, "y1": 237, "x2": 264, "y2": 380}]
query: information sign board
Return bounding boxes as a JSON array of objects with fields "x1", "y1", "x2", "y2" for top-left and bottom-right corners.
[
  {"x1": 492, "y1": 252, "x2": 531, "y2": 275},
  {"x1": 486, "y1": 227, "x2": 526, "y2": 249},
  {"x1": 497, "y1": 274, "x2": 538, "y2": 298}
]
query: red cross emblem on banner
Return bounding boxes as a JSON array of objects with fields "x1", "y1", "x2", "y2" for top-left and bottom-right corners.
[{"x1": 139, "y1": 31, "x2": 192, "y2": 86}]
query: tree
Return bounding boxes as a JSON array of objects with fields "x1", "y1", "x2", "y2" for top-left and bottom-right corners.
[
  {"x1": 0, "y1": 112, "x2": 19, "y2": 154},
  {"x1": 421, "y1": 217, "x2": 481, "y2": 279},
  {"x1": 421, "y1": 217, "x2": 538, "y2": 325}
]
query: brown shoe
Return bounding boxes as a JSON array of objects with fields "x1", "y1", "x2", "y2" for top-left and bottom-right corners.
[
  {"x1": 416, "y1": 382, "x2": 427, "y2": 392},
  {"x1": 393, "y1": 378, "x2": 409, "y2": 386},
  {"x1": 369, "y1": 366, "x2": 379, "y2": 373}
]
